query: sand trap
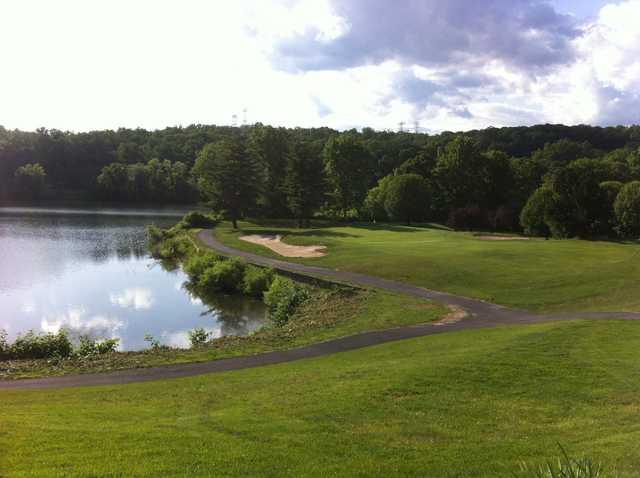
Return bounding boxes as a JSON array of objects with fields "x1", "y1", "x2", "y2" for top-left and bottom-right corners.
[
  {"x1": 475, "y1": 235, "x2": 529, "y2": 241},
  {"x1": 240, "y1": 234, "x2": 327, "y2": 258}
]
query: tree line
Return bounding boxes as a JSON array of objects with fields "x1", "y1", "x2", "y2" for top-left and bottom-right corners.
[{"x1": 1, "y1": 123, "x2": 640, "y2": 237}]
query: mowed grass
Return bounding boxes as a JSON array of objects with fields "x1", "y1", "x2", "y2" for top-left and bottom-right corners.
[
  {"x1": 216, "y1": 222, "x2": 640, "y2": 312},
  {"x1": 2, "y1": 320, "x2": 640, "y2": 477}
]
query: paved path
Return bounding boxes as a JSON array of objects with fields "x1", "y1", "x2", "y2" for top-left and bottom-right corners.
[{"x1": 2, "y1": 230, "x2": 638, "y2": 391}]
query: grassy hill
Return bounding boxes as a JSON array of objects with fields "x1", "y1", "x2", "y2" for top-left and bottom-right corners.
[
  {"x1": 216, "y1": 222, "x2": 640, "y2": 312},
  {"x1": 2, "y1": 320, "x2": 639, "y2": 477}
]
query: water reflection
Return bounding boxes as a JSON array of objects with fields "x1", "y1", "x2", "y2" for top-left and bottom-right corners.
[{"x1": 0, "y1": 206, "x2": 267, "y2": 351}]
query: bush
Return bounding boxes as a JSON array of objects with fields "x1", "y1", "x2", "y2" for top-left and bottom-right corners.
[
  {"x1": 77, "y1": 336, "x2": 120, "y2": 356},
  {"x1": 176, "y1": 211, "x2": 220, "y2": 230},
  {"x1": 198, "y1": 257, "x2": 246, "y2": 293},
  {"x1": 447, "y1": 206, "x2": 488, "y2": 230},
  {"x1": 614, "y1": 181, "x2": 640, "y2": 237},
  {"x1": 146, "y1": 225, "x2": 167, "y2": 246},
  {"x1": 242, "y1": 266, "x2": 275, "y2": 297},
  {"x1": 150, "y1": 233, "x2": 194, "y2": 260},
  {"x1": 9, "y1": 329, "x2": 73, "y2": 359},
  {"x1": 188, "y1": 327, "x2": 211, "y2": 348},
  {"x1": 183, "y1": 252, "x2": 222, "y2": 282},
  {"x1": 264, "y1": 277, "x2": 310, "y2": 326}
]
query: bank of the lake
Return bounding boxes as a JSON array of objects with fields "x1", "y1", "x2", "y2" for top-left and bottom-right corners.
[{"x1": 0, "y1": 212, "x2": 448, "y2": 380}]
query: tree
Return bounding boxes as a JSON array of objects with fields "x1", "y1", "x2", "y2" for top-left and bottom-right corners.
[
  {"x1": 520, "y1": 186, "x2": 555, "y2": 237},
  {"x1": 192, "y1": 136, "x2": 260, "y2": 228},
  {"x1": 249, "y1": 125, "x2": 290, "y2": 217},
  {"x1": 97, "y1": 163, "x2": 129, "y2": 201},
  {"x1": 116, "y1": 142, "x2": 145, "y2": 164},
  {"x1": 433, "y1": 136, "x2": 486, "y2": 209},
  {"x1": 383, "y1": 174, "x2": 430, "y2": 225},
  {"x1": 283, "y1": 140, "x2": 325, "y2": 227},
  {"x1": 14, "y1": 163, "x2": 46, "y2": 199},
  {"x1": 600, "y1": 181, "x2": 623, "y2": 235},
  {"x1": 323, "y1": 133, "x2": 374, "y2": 217},
  {"x1": 614, "y1": 181, "x2": 640, "y2": 237},
  {"x1": 545, "y1": 158, "x2": 610, "y2": 237}
]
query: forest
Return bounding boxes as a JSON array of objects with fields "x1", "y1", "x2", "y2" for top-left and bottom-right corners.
[{"x1": 2, "y1": 122, "x2": 640, "y2": 237}]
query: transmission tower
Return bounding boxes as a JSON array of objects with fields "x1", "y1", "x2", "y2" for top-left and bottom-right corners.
[
  {"x1": 398, "y1": 121, "x2": 405, "y2": 133},
  {"x1": 414, "y1": 120, "x2": 420, "y2": 134},
  {"x1": 231, "y1": 114, "x2": 238, "y2": 127},
  {"x1": 242, "y1": 108, "x2": 248, "y2": 126}
]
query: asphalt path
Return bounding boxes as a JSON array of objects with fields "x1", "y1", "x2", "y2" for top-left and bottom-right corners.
[{"x1": 2, "y1": 229, "x2": 637, "y2": 390}]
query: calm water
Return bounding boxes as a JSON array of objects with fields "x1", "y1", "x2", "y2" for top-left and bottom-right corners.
[{"x1": 0, "y1": 206, "x2": 266, "y2": 351}]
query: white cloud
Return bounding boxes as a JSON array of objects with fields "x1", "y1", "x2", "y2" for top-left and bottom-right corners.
[
  {"x1": 110, "y1": 288, "x2": 154, "y2": 310},
  {"x1": 0, "y1": 0, "x2": 638, "y2": 132},
  {"x1": 41, "y1": 307, "x2": 124, "y2": 338}
]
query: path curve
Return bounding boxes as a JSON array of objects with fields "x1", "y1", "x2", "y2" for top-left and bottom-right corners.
[{"x1": 2, "y1": 230, "x2": 638, "y2": 391}]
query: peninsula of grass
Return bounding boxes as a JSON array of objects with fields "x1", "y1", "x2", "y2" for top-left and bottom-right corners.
[
  {"x1": 2, "y1": 319, "x2": 640, "y2": 477},
  {"x1": 214, "y1": 221, "x2": 640, "y2": 313}
]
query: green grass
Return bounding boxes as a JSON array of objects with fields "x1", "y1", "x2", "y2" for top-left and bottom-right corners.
[
  {"x1": 2, "y1": 320, "x2": 639, "y2": 477},
  {"x1": 215, "y1": 222, "x2": 640, "y2": 313},
  {"x1": 0, "y1": 289, "x2": 446, "y2": 380}
]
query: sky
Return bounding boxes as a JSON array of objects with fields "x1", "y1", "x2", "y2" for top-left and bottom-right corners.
[{"x1": 0, "y1": 0, "x2": 638, "y2": 133}]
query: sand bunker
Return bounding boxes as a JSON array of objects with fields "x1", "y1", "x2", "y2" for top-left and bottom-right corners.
[
  {"x1": 240, "y1": 234, "x2": 327, "y2": 258},
  {"x1": 475, "y1": 235, "x2": 529, "y2": 241}
]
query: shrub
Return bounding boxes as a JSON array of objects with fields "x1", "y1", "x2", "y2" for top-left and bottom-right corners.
[
  {"x1": 188, "y1": 327, "x2": 211, "y2": 348},
  {"x1": 151, "y1": 233, "x2": 194, "y2": 260},
  {"x1": 447, "y1": 206, "x2": 488, "y2": 230},
  {"x1": 146, "y1": 225, "x2": 167, "y2": 246},
  {"x1": 144, "y1": 334, "x2": 162, "y2": 351},
  {"x1": 95, "y1": 338, "x2": 119, "y2": 354},
  {"x1": 10, "y1": 329, "x2": 73, "y2": 359},
  {"x1": 77, "y1": 336, "x2": 119, "y2": 356},
  {"x1": 614, "y1": 181, "x2": 640, "y2": 237},
  {"x1": 176, "y1": 211, "x2": 220, "y2": 230},
  {"x1": 198, "y1": 257, "x2": 246, "y2": 293},
  {"x1": 242, "y1": 266, "x2": 275, "y2": 297},
  {"x1": 183, "y1": 252, "x2": 222, "y2": 282},
  {"x1": 264, "y1": 277, "x2": 310, "y2": 326}
]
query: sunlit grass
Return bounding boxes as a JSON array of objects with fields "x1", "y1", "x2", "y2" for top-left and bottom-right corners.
[{"x1": 215, "y1": 222, "x2": 640, "y2": 312}]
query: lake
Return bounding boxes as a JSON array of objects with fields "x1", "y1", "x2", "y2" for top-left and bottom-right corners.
[{"x1": 0, "y1": 206, "x2": 266, "y2": 351}]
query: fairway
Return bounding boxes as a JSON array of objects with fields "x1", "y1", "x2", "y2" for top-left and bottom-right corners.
[
  {"x1": 216, "y1": 223, "x2": 640, "y2": 313},
  {"x1": 2, "y1": 320, "x2": 640, "y2": 477}
]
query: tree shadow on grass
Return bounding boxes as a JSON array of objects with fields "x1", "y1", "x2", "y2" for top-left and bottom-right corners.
[
  {"x1": 241, "y1": 228, "x2": 361, "y2": 239},
  {"x1": 351, "y1": 222, "x2": 452, "y2": 233}
]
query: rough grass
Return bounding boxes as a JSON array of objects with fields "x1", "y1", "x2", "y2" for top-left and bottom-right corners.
[
  {"x1": 215, "y1": 221, "x2": 640, "y2": 313},
  {"x1": 0, "y1": 289, "x2": 446, "y2": 380},
  {"x1": 1, "y1": 320, "x2": 640, "y2": 477}
]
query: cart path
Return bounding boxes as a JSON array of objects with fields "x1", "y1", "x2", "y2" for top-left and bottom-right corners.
[{"x1": 1, "y1": 230, "x2": 638, "y2": 391}]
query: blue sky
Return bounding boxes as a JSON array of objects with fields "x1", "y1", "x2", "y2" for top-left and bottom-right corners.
[{"x1": 1, "y1": 0, "x2": 638, "y2": 132}]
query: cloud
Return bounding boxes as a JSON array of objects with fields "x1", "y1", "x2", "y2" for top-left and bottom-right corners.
[
  {"x1": 110, "y1": 288, "x2": 154, "y2": 310},
  {"x1": 41, "y1": 307, "x2": 124, "y2": 339},
  {"x1": 272, "y1": 0, "x2": 579, "y2": 73}
]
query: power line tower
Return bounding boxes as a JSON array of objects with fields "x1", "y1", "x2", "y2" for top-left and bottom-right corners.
[
  {"x1": 231, "y1": 114, "x2": 238, "y2": 127},
  {"x1": 414, "y1": 120, "x2": 420, "y2": 134},
  {"x1": 398, "y1": 121, "x2": 405, "y2": 133},
  {"x1": 242, "y1": 108, "x2": 248, "y2": 127}
]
